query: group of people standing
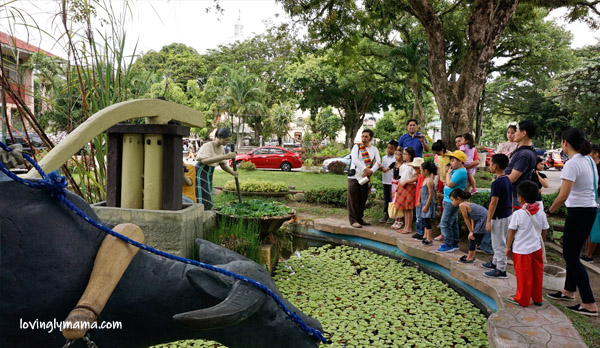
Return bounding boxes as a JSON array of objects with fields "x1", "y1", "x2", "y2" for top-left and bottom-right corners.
[{"x1": 347, "y1": 119, "x2": 598, "y2": 316}]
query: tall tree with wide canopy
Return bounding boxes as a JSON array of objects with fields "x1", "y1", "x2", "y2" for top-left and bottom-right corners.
[{"x1": 278, "y1": 0, "x2": 600, "y2": 145}]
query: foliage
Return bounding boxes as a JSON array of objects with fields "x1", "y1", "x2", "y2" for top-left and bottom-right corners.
[
  {"x1": 268, "y1": 102, "x2": 295, "y2": 144},
  {"x1": 313, "y1": 106, "x2": 343, "y2": 142},
  {"x1": 238, "y1": 161, "x2": 256, "y2": 171},
  {"x1": 213, "y1": 199, "x2": 293, "y2": 218},
  {"x1": 327, "y1": 161, "x2": 347, "y2": 175},
  {"x1": 542, "y1": 190, "x2": 567, "y2": 217},
  {"x1": 314, "y1": 143, "x2": 348, "y2": 157},
  {"x1": 374, "y1": 109, "x2": 408, "y2": 143},
  {"x1": 470, "y1": 192, "x2": 491, "y2": 209},
  {"x1": 304, "y1": 188, "x2": 347, "y2": 207},
  {"x1": 204, "y1": 219, "x2": 261, "y2": 264},
  {"x1": 224, "y1": 179, "x2": 288, "y2": 193},
  {"x1": 213, "y1": 170, "x2": 348, "y2": 191}
]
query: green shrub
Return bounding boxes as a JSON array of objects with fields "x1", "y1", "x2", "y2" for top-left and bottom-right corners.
[
  {"x1": 315, "y1": 143, "x2": 348, "y2": 157},
  {"x1": 304, "y1": 188, "x2": 347, "y2": 207},
  {"x1": 238, "y1": 161, "x2": 256, "y2": 171},
  {"x1": 327, "y1": 161, "x2": 347, "y2": 175},
  {"x1": 542, "y1": 190, "x2": 567, "y2": 216},
  {"x1": 303, "y1": 158, "x2": 314, "y2": 168},
  {"x1": 470, "y1": 191, "x2": 491, "y2": 209},
  {"x1": 224, "y1": 179, "x2": 288, "y2": 192},
  {"x1": 204, "y1": 219, "x2": 261, "y2": 263}
]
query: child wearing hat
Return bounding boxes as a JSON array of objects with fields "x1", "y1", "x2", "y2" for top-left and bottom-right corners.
[{"x1": 436, "y1": 150, "x2": 469, "y2": 253}]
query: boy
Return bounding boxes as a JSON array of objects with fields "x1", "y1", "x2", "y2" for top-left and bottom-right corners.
[
  {"x1": 483, "y1": 154, "x2": 512, "y2": 278},
  {"x1": 436, "y1": 150, "x2": 468, "y2": 253},
  {"x1": 505, "y1": 181, "x2": 549, "y2": 307},
  {"x1": 380, "y1": 140, "x2": 398, "y2": 223}
]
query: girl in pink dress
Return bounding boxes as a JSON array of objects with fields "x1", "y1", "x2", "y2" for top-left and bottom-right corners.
[{"x1": 460, "y1": 133, "x2": 477, "y2": 195}]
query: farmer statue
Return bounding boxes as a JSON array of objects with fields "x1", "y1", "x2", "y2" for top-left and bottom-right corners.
[{"x1": 194, "y1": 128, "x2": 238, "y2": 209}]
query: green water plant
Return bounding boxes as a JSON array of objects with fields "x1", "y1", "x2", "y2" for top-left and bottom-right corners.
[
  {"x1": 224, "y1": 179, "x2": 288, "y2": 192},
  {"x1": 155, "y1": 244, "x2": 489, "y2": 348},
  {"x1": 213, "y1": 199, "x2": 292, "y2": 218},
  {"x1": 204, "y1": 219, "x2": 261, "y2": 264}
]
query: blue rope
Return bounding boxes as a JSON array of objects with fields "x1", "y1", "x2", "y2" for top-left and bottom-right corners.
[{"x1": 0, "y1": 141, "x2": 327, "y2": 344}]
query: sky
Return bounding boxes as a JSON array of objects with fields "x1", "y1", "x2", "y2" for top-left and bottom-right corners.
[{"x1": 1, "y1": 1, "x2": 598, "y2": 59}]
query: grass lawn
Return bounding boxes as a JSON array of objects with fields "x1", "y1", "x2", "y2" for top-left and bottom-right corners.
[{"x1": 213, "y1": 170, "x2": 347, "y2": 191}]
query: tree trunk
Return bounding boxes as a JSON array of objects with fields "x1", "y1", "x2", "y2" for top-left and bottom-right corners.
[
  {"x1": 408, "y1": 0, "x2": 519, "y2": 149},
  {"x1": 475, "y1": 86, "x2": 486, "y2": 144},
  {"x1": 412, "y1": 84, "x2": 425, "y2": 127}
]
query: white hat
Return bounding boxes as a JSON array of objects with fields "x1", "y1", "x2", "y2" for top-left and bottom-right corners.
[{"x1": 407, "y1": 157, "x2": 425, "y2": 168}]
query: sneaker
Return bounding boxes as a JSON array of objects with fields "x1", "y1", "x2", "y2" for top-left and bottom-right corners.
[
  {"x1": 566, "y1": 304, "x2": 598, "y2": 317},
  {"x1": 481, "y1": 261, "x2": 496, "y2": 270},
  {"x1": 581, "y1": 255, "x2": 594, "y2": 263},
  {"x1": 351, "y1": 222, "x2": 362, "y2": 228},
  {"x1": 470, "y1": 189, "x2": 478, "y2": 195},
  {"x1": 360, "y1": 221, "x2": 371, "y2": 226},
  {"x1": 546, "y1": 291, "x2": 576, "y2": 301},
  {"x1": 436, "y1": 244, "x2": 455, "y2": 253},
  {"x1": 422, "y1": 240, "x2": 433, "y2": 246},
  {"x1": 434, "y1": 234, "x2": 444, "y2": 241},
  {"x1": 451, "y1": 245, "x2": 460, "y2": 251},
  {"x1": 476, "y1": 247, "x2": 493, "y2": 255},
  {"x1": 412, "y1": 233, "x2": 424, "y2": 240},
  {"x1": 484, "y1": 269, "x2": 507, "y2": 278},
  {"x1": 379, "y1": 217, "x2": 388, "y2": 223},
  {"x1": 458, "y1": 255, "x2": 475, "y2": 264}
]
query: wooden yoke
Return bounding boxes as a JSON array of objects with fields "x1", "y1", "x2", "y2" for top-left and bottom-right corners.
[{"x1": 62, "y1": 223, "x2": 145, "y2": 340}]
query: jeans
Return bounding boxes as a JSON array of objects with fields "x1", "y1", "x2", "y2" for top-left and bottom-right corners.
[
  {"x1": 441, "y1": 201, "x2": 459, "y2": 247},
  {"x1": 563, "y1": 207, "x2": 596, "y2": 304},
  {"x1": 415, "y1": 217, "x2": 424, "y2": 236},
  {"x1": 479, "y1": 232, "x2": 493, "y2": 253}
]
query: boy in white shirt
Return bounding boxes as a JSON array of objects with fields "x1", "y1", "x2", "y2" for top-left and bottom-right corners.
[{"x1": 505, "y1": 181, "x2": 549, "y2": 307}]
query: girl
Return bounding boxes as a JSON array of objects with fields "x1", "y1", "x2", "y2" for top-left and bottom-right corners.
[
  {"x1": 393, "y1": 147, "x2": 418, "y2": 233},
  {"x1": 449, "y1": 188, "x2": 489, "y2": 263},
  {"x1": 390, "y1": 149, "x2": 404, "y2": 230},
  {"x1": 497, "y1": 123, "x2": 518, "y2": 157},
  {"x1": 460, "y1": 133, "x2": 478, "y2": 195},
  {"x1": 530, "y1": 156, "x2": 549, "y2": 205},
  {"x1": 418, "y1": 161, "x2": 437, "y2": 245}
]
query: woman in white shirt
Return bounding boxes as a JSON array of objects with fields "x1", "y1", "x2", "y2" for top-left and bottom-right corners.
[{"x1": 547, "y1": 128, "x2": 598, "y2": 316}]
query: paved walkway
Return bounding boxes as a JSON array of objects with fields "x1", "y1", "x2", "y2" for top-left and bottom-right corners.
[{"x1": 306, "y1": 217, "x2": 586, "y2": 348}]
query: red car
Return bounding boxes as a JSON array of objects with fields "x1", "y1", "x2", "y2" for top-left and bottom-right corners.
[{"x1": 234, "y1": 146, "x2": 303, "y2": 171}]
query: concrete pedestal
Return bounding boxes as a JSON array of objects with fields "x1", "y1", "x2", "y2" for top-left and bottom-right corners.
[{"x1": 92, "y1": 202, "x2": 204, "y2": 258}]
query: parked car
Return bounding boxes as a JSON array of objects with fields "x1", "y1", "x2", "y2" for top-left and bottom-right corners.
[
  {"x1": 322, "y1": 153, "x2": 351, "y2": 173},
  {"x1": 234, "y1": 146, "x2": 303, "y2": 171}
]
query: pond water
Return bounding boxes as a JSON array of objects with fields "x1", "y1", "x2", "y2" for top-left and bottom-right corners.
[{"x1": 158, "y1": 239, "x2": 489, "y2": 348}]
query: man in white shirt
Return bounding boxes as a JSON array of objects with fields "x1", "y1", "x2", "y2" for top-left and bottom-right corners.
[{"x1": 348, "y1": 129, "x2": 381, "y2": 228}]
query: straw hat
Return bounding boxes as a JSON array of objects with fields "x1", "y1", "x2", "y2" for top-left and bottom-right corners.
[{"x1": 407, "y1": 157, "x2": 425, "y2": 168}]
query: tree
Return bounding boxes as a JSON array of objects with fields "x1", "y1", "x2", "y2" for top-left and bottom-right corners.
[
  {"x1": 269, "y1": 102, "x2": 295, "y2": 145},
  {"x1": 373, "y1": 109, "x2": 409, "y2": 144},
  {"x1": 277, "y1": 0, "x2": 600, "y2": 145},
  {"x1": 203, "y1": 66, "x2": 266, "y2": 147},
  {"x1": 314, "y1": 106, "x2": 343, "y2": 142}
]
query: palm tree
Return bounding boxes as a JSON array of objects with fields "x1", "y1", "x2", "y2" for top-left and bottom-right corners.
[
  {"x1": 270, "y1": 102, "x2": 294, "y2": 146},
  {"x1": 394, "y1": 41, "x2": 430, "y2": 127},
  {"x1": 211, "y1": 66, "x2": 266, "y2": 147}
]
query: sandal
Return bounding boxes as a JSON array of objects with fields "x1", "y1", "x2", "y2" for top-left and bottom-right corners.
[{"x1": 505, "y1": 296, "x2": 524, "y2": 307}]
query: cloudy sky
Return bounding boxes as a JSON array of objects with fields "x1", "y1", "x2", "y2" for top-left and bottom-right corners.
[{"x1": 2, "y1": 1, "x2": 598, "y2": 59}]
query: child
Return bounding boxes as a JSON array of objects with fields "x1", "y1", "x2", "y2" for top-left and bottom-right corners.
[
  {"x1": 448, "y1": 188, "x2": 489, "y2": 263},
  {"x1": 437, "y1": 150, "x2": 468, "y2": 253},
  {"x1": 390, "y1": 149, "x2": 404, "y2": 230},
  {"x1": 418, "y1": 161, "x2": 437, "y2": 245},
  {"x1": 393, "y1": 147, "x2": 418, "y2": 233},
  {"x1": 460, "y1": 133, "x2": 478, "y2": 195},
  {"x1": 412, "y1": 158, "x2": 426, "y2": 240},
  {"x1": 505, "y1": 181, "x2": 549, "y2": 307},
  {"x1": 380, "y1": 140, "x2": 399, "y2": 223},
  {"x1": 483, "y1": 154, "x2": 512, "y2": 278}
]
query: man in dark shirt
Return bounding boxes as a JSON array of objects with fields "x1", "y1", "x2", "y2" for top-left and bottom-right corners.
[
  {"x1": 397, "y1": 119, "x2": 429, "y2": 157},
  {"x1": 505, "y1": 120, "x2": 538, "y2": 208}
]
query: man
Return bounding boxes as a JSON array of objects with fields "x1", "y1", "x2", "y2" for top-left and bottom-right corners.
[
  {"x1": 398, "y1": 119, "x2": 429, "y2": 158},
  {"x1": 348, "y1": 129, "x2": 381, "y2": 228},
  {"x1": 505, "y1": 120, "x2": 538, "y2": 208}
]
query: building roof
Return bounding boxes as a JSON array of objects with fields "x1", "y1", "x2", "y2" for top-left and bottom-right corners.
[{"x1": 0, "y1": 31, "x2": 57, "y2": 57}]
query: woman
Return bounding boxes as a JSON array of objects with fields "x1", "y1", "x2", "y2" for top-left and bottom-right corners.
[
  {"x1": 546, "y1": 128, "x2": 598, "y2": 316},
  {"x1": 496, "y1": 123, "x2": 518, "y2": 157}
]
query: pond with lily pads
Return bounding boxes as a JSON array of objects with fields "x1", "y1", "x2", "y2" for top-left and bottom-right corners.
[{"x1": 158, "y1": 244, "x2": 488, "y2": 348}]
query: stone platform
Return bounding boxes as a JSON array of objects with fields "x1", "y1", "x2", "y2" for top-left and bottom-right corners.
[{"x1": 308, "y1": 217, "x2": 586, "y2": 348}]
